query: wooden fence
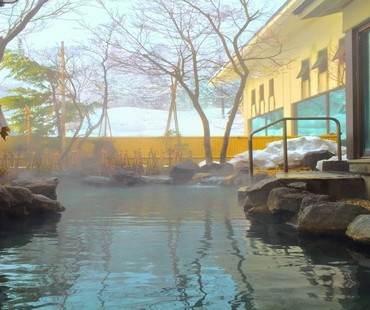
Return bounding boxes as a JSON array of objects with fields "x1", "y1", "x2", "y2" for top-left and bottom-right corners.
[{"x1": 0, "y1": 135, "x2": 338, "y2": 175}]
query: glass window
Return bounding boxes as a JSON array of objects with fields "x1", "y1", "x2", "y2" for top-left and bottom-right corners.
[
  {"x1": 329, "y1": 88, "x2": 346, "y2": 135},
  {"x1": 333, "y1": 37, "x2": 345, "y2": 63},
  {"x1": 297, "y1": 59, "x2": 310, "y2": 81},
  {"x1": 266, "y1": 109, "x2": 283, "y2": 135},
  {"x1": 312, "y1": 48, "x2": 328, "y2": 73},
  {"x1": 251, "y1": 89, "x2": 256, "y2": 106},
  {"x1": 269, "y1": 79, "x2": 274, "y2": 97},
  {"x1": 251, "y1": 115, "x2": 266, "y2": 136},
  {"x1": 296, "y1": 95, "x2": 326, "y2": 135},
  {"x1": 259, "y1": 84, "x2": 265, "y2": 102},
  {"x1": 251, "y1": 108, "x2": 283, "y2": 136}
]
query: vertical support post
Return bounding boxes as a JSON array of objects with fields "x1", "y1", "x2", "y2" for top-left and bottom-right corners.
[
  {"x1": 335, "y1": 119, "x2": 342, "y2": 161},
  {"x1": 60, "y1": 41, "x2": 66, "y2": 156},
  {"x1": 248, "y1": 137, "x2": 253, "y2": 183},
  {"x1": 283, "y1": 119, "x2": 288, "y2": 173},
  {"x1": 25, "y1": 104, "x2": 31, "y2": 149}
]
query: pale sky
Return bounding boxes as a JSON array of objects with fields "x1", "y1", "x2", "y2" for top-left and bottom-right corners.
[{"x1": 22, "y1": 0, "x2": 287, "y2": 50}]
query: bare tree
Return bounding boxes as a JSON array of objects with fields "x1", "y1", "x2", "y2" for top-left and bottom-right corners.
[
  {"x1": 36, "y1": 23, "x2": 119, "y2": 160},
  {"x1": 183, "y1": 0, "x2": 285, "y2": 163},
  {"x1": 0, "y1": 0, "x2": 81, "y2": 62},
  {"x1": 105, "y1": 0, "x2": 219, "y2": 164},
  {"x1": 104, "y1": 0, "x2": 285, "y2": 164}
]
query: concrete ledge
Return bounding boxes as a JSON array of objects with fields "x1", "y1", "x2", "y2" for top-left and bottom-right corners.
[
  {"x1": 276, "y1": 171, "x2": 364, "y2": 200},
  {"x1": 348, "y1": 159, "x2": 370, "y2": 175}
]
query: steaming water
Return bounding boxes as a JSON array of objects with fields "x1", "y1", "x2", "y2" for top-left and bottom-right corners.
[{"x1": 1, "y1": 179, "x2": 370, "y2": 309}]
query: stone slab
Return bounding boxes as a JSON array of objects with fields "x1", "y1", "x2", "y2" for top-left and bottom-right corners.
[{"x1": 276, "y1": 171, "x2": 364, "y2": 200}]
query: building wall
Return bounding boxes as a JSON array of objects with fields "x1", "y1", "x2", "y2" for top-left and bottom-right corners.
[
  {"x1": 343, "y1": 0, "x2": 370, "y2": 32},
  {"x1": 243, "y1": 12, "x2": 345, "y2": 136}
]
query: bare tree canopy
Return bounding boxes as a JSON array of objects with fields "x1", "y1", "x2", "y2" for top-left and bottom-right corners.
[
  {"x1": 102, "y1": 0, "x2": 283, "y2": 163},
  {"x1": 0, "y1": 0, "x2": 81, "y2": 62}
]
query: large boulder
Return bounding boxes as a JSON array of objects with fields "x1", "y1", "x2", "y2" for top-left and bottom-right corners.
[
  {"x1": 244, "y1": 178, "x2": 285, "y2": 207},
  {"x1": 199, "y1": 162, "x2": 234, "y2": 176},
  {"x1": 297, "y1": 202, "x2": 370, "y2": 234},
  {"x1": 83, "y1": 175, "x2": 114, "y2": 186},
  {"x1": 12, "y1": 177, "x2": 59, "y2": 200},
  {"x1": 0, "y1": 186, "x2": 34, "y2": 212},
  {"x1": 170, "y1": 160, "x2": 200, "y2": 183},
  {"x1": 303, "y1": 150, "x2": 334, "y2": 170},
  {"x1": 300, "y1": 194, "x2": 330, "y2": 210},
  {"x1": 346, "y1": 215, "x2": 370, "y2": 245},
  {"x1": 267, "y1": 187, "x2": 312, "y2": 214},
  {"x1": 30, "y1": 194, "x2": 65, "y2": 214},
  {"x1": 110, "y1": 170, "x2": 144, "y2": 186},
  {"x1": 0, "y1": 185, "x2": 65, "y2": 219}
]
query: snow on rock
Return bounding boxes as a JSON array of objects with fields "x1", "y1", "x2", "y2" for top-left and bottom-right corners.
[{"x1": 229, "y1": 136, "x2": 346, "y2": 170}]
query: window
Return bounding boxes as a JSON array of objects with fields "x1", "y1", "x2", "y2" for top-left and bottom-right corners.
[
  {"x1": 251, "y1": 89, "x2": 256, "y2": 115},
  {"x1": 312, "y1": 48, "x2": 328, "y2": 73},
  {"x1": 333, "y1": 37, "x2": 345, "y2": 64},
  {"x1": 297, "y1": 59, "x2": 310, "y2": 81},
  {"x1": 268, "y1": 78, "x2": 276, "y2": 110},
  {"x1": 251, "y1": 108, "x2": 283, "y2": 136},
  {"x1": 268, "y1": 79, "x2": 274, "y2": 97},
  {"x1": 251, "y1": 89, "x2": 256, "y2": 106},
  {"x1": 294, "y1": 87, "x2": 346, "y2": 137},
  {"x1": 329, "y1": 88, "x2": 346, "y2": 134},
  {"x1": 259, "y1": 84, "x2": 265, "y2": 103},
  {"x1": 296, "y1": 95, "x2": 326, "y2": 135},
  {"x1": 297, "y1": 59, "x2": 310, "y2": 98},
  {"x1": 312, "y1": 48, "x2": 328, "y2": 92},
  {"x1": 333, "y1": 38, "x2": 346, "y2": 86}
]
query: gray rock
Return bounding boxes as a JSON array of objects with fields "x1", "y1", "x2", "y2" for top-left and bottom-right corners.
[
  {"x1": 12, "y1": 177, "x2": 59, "y2": 200},
  {"x1": 300, "y1": 194, "x2": 330, "y2": 210},
  {"x1": 245, "y1": 178, "x2": 286, "y2": 206},
  {"x1": 30, "y1": 194, "x2": 65, "y2": 214},
  {"x1": 346, "y1": 215, "x2": 370, "y2": 244},
  {"x1": 170, "y1": 160, "x2": 200, "y2": 183},
  {"x1": 243, "y1": 196, "x2": 255, "y2": 212},
  {"x1": 267, "y1": 187, "x2": 311, "y2": 214},
  {"x1": 297, "y1": 202, "x2": 370, "y2": 234},
  {"x1": 111, "y1": 170, "x2": 144, "y2": 186},
  {"x1": 303, "y1": 150, "x2": 334, "y2": 170},
  {"x1": 0, "y1": 185, "x2": 65, "y2": 219},
  {"x1": 287, "y1": 182, "x2": 308, "y2": 190},
  {"x1": 199, "y1": 162, "x2": 234, "y2": 176},
  {"x1": 246, "y1": 205, "x2": 272, "y2": 215},
  {"x1": 140, "y1": 175, "x2": 172, "y2": 184},
  {"x1": 83, "y1": 175, "x2": 113, "y2": 186},
  {"x1": 0, "y1": 186, "x2": 34, "y2": 212},
  {"x1": 199, "y1": 176, "x2": 227, "y2": 185}
]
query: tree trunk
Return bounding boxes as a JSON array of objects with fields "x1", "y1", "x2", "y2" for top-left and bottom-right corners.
[
  {"x1": 193, "y1": 101, "x2": 213, "y2": 164},
  {"x1": 219, "y1": 77, "x2": 247, "y2": 163}
]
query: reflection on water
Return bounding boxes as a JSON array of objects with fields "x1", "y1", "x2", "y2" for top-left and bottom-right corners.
[{"x1": 1, "y1": 179, "x2": 370, "y2": 309}]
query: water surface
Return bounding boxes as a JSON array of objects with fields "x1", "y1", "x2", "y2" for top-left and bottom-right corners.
[{"x1": 1, "y1": 179, "x2": 370, "y2": 309}]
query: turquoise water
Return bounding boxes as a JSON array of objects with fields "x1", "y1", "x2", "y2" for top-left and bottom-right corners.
[{"x1": 1, "y1": 179, "x2": 370, "y2": 309}]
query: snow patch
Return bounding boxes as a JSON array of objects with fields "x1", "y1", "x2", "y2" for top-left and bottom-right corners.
[
  {"x1": 68, "y1": 107, "x2": 244, "y2": 137},
  {"x1": 229, "y1": 136, "x2": 346, "y2": 170}
]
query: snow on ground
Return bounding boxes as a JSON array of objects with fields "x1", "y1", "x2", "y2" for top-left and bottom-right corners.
[
  {"x1": 229, "y1": 136, "x2": 346, "y2": 170},
  {"x1": 74, "y1": 107, "x2": 244, "y2": 137}
]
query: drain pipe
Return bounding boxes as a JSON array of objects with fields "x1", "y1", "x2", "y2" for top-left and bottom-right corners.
[{"x1": 248, "y1": 137, "x2": 253, "y2": 184}]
